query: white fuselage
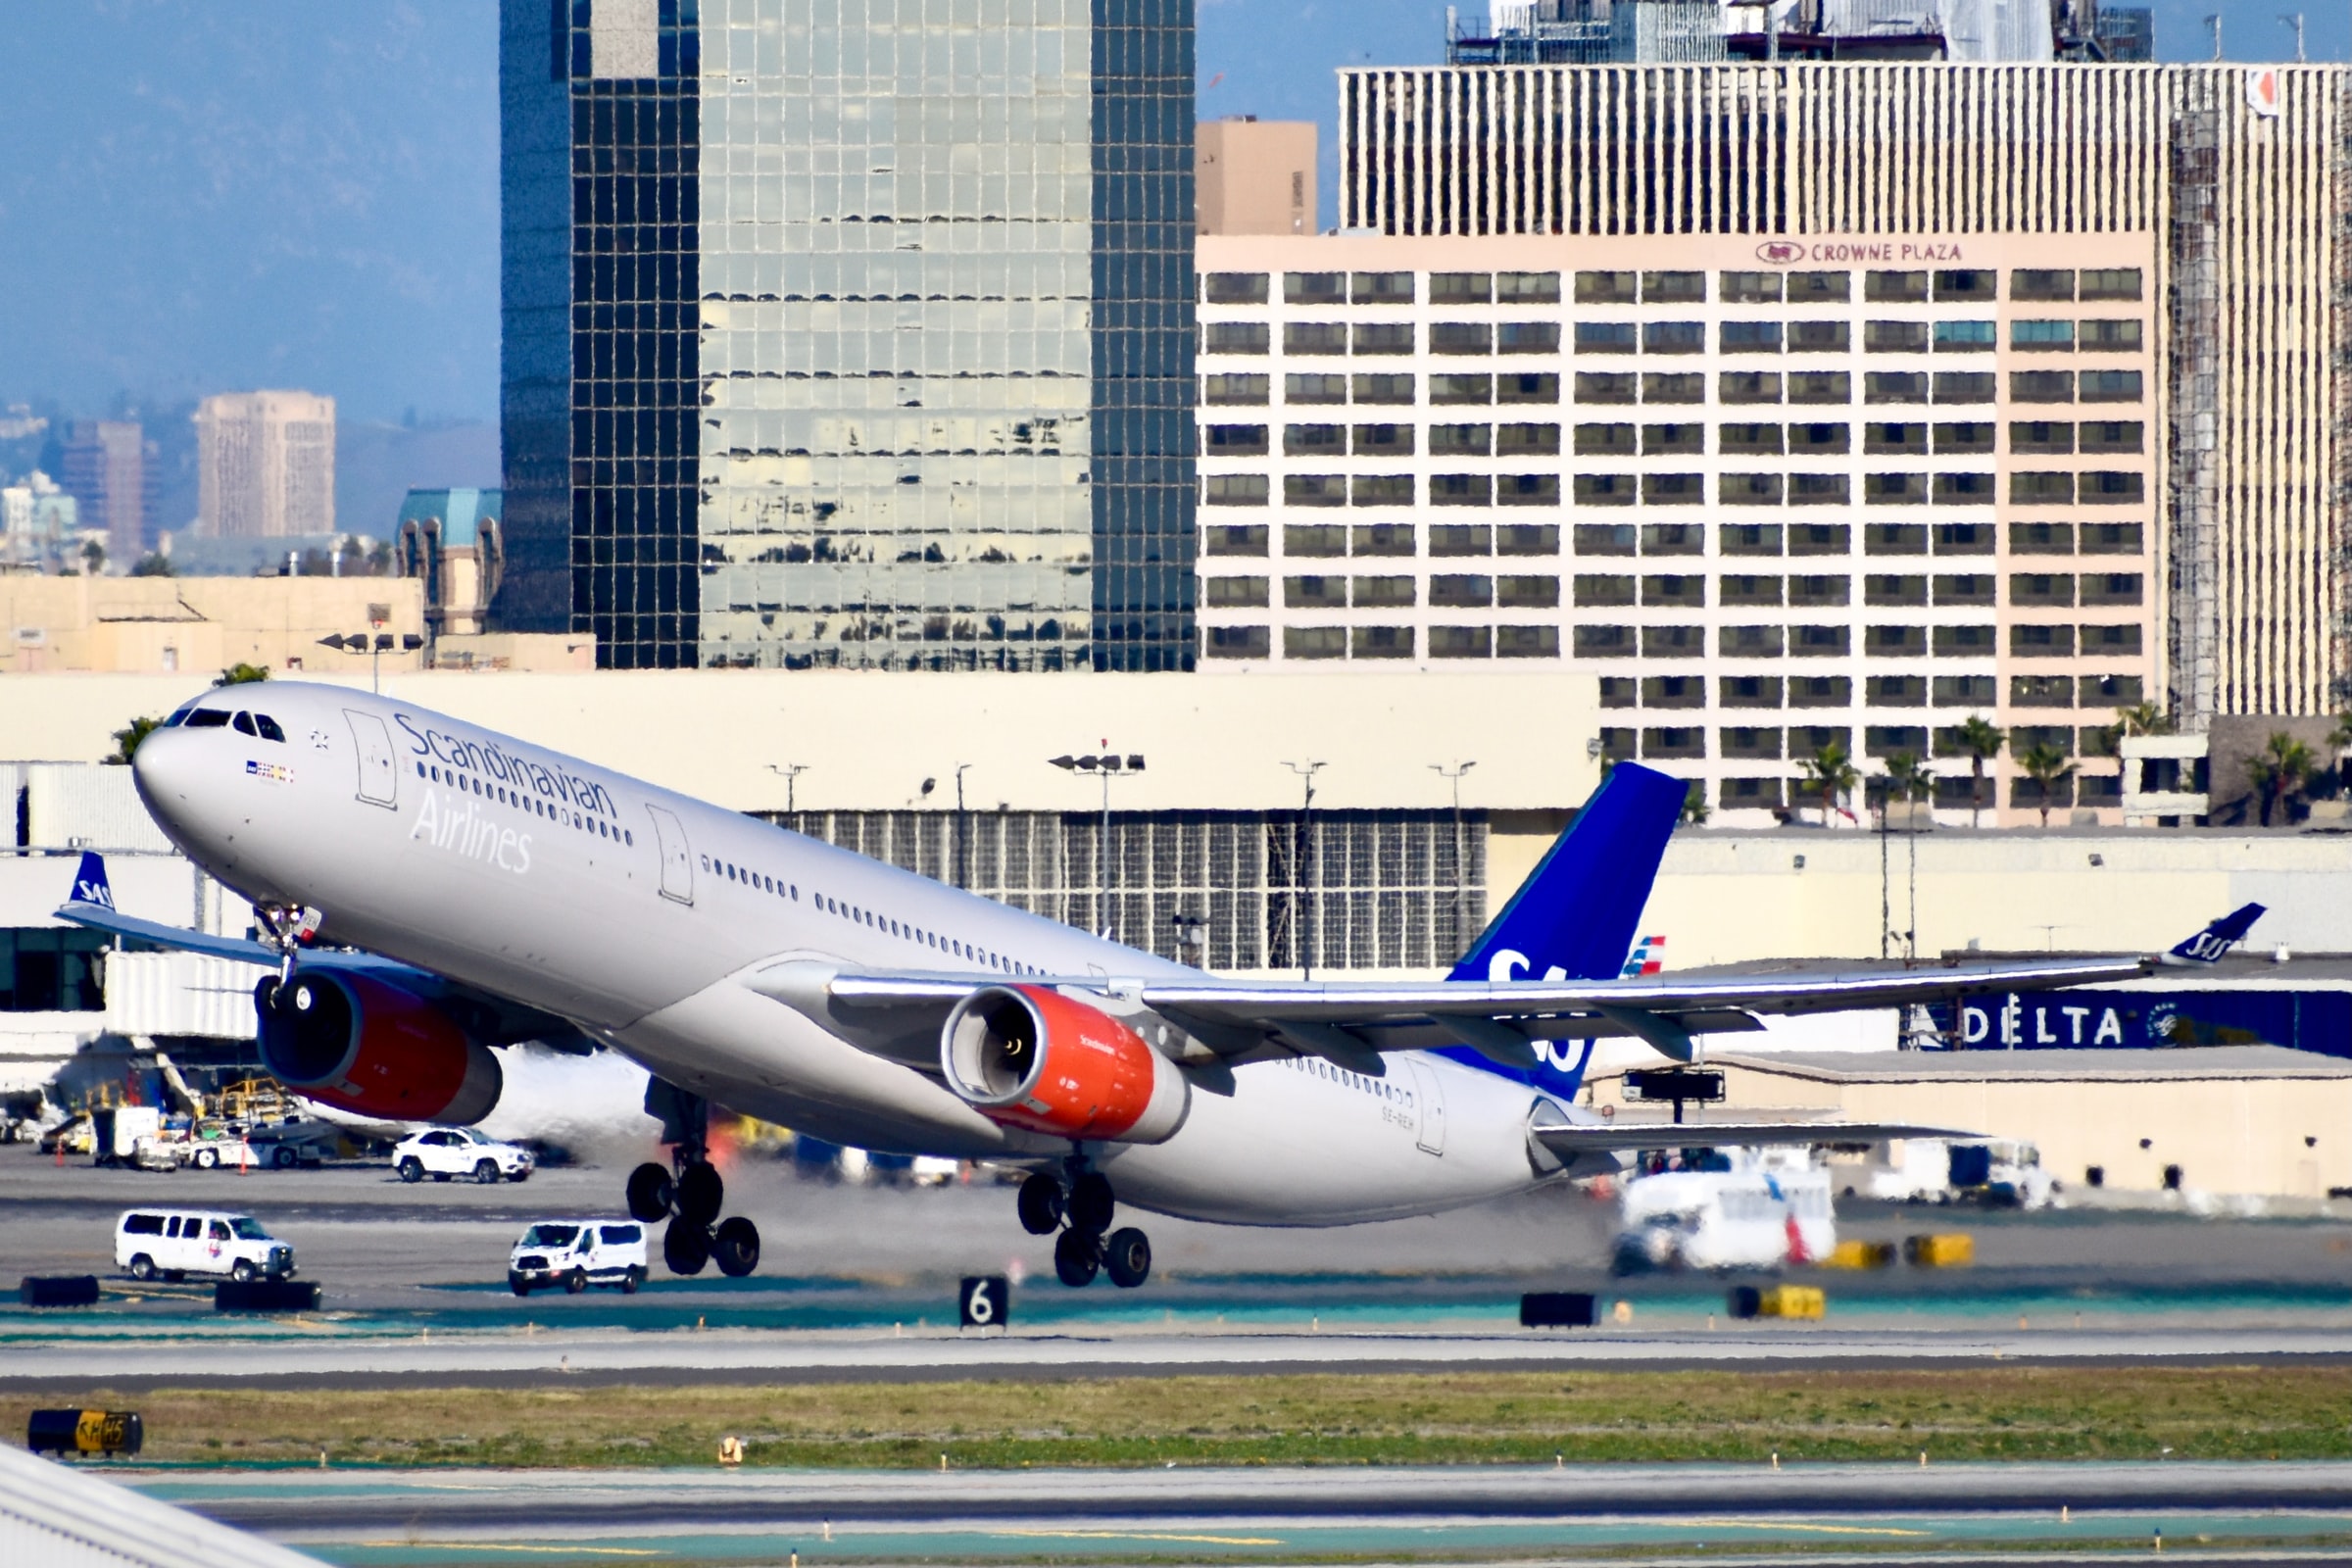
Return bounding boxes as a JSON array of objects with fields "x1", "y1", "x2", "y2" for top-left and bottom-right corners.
[{"x1": 130, "y1": 684, "x2": 1567, "y2": 1228}]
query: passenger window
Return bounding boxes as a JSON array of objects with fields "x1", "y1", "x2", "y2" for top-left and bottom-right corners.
[
  {"x1": 602, "y1": 1225, "x2": 639, "y2": 1245},
  {"x1": 210, "y1": 1220, "x2": 231, "y2": 1240},
  {"x1": 166, "y1": 1217, "x2": 183, "y2": 1238},
  {"x1": 255, "y1": 714, "x2": 286, "y2": 742}
]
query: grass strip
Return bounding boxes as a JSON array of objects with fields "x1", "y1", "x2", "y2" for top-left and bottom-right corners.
[{"x1": 9, "y1": 1366, "x2": 2351, "y2": 1470}]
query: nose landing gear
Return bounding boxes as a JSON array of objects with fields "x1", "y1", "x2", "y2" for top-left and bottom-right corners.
[
  {"x1": 627, "y1": 1088, "x2": 760, "y2": 1278},
  {"x1": 1028, "y1": 1163, "x2": 1150, "y2": 1289}
]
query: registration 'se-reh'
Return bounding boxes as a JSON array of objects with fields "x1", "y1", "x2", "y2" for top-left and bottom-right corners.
[{"x1": 71, "y1": 685, "x2": 2147, "y2": 1288}]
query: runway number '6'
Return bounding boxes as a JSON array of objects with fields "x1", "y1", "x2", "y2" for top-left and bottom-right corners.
[{"x1": 960, "y1": 1275, "x2": 1009, "y2": 1331}]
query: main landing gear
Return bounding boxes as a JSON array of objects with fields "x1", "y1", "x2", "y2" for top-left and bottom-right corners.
[
  {"x1": 1020, "y1": 1163, "x2": 1150, "y2": 1289},
  {"x1": 626, "y1": 1089, "x2": 760, "y2": 1279}
]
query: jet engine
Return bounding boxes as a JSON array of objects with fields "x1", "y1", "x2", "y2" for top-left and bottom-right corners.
[
  {"x1": 940, "y1": 986, "x2": 1188, "y2": 1144},
  {"x1": 255, "y1": 970, "x2": 504, "y2": 1125}
]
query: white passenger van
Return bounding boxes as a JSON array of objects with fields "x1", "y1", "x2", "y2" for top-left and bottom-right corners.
[
  {"x1": 115, "y1": 1209, "x2": 295, "y2": 1283},
  {"x1": 508, "y1": 1220, "x2": 648, "y2": 1295}
]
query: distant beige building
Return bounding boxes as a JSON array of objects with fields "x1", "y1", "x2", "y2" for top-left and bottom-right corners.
[
  {"x1": 0, "y1": 575, "x2": 422, "y2": 677},
  {"x1": 195, "y1": 391, "x2": 336, "y2": 539},
  {"x1": 1198, "y1": 119, "x2": 1315, "y2": 237}
]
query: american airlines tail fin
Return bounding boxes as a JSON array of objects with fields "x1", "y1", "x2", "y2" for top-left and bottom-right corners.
[
  {"x1": 2165, "y1": 903, "x2": 2266, "y2": 965},
  {"x1": 68, "y1": 851, "x2": 116, "y2": 911},
  {"x1": 1450, "y1": 761, "x2": 1686, "y2": 986}
]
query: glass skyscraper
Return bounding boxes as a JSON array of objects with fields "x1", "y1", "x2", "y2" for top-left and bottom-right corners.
[{"x1": 500, "y1": 0, "x2": 1196, "y2": 671}]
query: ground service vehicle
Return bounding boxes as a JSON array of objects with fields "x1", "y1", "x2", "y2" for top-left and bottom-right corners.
[
  {"x1": 77, "y1": 685, "x2": 2145, "y2": 1288},
  {"x1": 1612, "y1": 1149, "x2": 1837, "y2": 1273},
  {"x1": 509, "y1": 1220, "x2": 647, "y2": 1295},
  {"x1": 115, "y1": 1209, "x2": 295, "y2": 1283},
  {"x1": 393, "y1": 1126, "x2": 534, "y2": 1184}
]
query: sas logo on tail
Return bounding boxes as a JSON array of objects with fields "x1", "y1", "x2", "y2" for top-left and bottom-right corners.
[{"x1": 1620, "y1": 936, "x2": 1666, "y2": 978}]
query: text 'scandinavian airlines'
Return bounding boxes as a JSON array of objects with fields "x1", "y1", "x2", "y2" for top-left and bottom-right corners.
[{"x1": 70, "y1": 684, "x2": 2145, "y2": 1286}]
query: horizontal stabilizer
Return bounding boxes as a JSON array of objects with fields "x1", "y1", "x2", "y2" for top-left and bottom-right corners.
[{"x1": 1536, "y1": 1120, "x2": 1974, "y2": 1154}]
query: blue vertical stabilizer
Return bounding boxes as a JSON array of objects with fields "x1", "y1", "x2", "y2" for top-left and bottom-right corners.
[{"x1": 1439, "y1": 762, "x2": 1689, "y2": 1099}]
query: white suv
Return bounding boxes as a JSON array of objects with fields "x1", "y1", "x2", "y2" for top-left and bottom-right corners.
[
  {"x1": 393, "y1": 1127, "x2": 535, "y2": 1185},
  {"x1": 117, "y1": 1209, "x2": 295, "y2": 1284},
  {"x1": 509, "y1": 1220, "x2": 648, "y2": 1296}
]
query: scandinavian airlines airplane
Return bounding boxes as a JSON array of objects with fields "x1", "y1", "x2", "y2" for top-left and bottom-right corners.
[{"x1": 70, "y1": 682, "x2": 2146, "y2": 1289}]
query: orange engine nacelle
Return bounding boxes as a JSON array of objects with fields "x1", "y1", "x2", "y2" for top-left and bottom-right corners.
[
  {"x1": 255, "y1": 970, "x2": 503, "y2": 1125},
  {"x1": 940, "y1": 986, "x2": 1189, "y2": 1144}
]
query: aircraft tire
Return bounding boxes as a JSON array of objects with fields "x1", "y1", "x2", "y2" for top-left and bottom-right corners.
[
  {"x1": 1066, "y1": 1172, "x2": 1115, "y2": 1234},
  {"x1": 677, "y1": 1161, "x2": 724, "y2": 1227},
  {"x1": 625, "y1": 1162, "x2": 675, "y2": 1222},
  {"x1": 1102, "y1": 1227, "x2": 1152, "y2": 1290},
  {"x1": 663, "y1": 1220, "x2": 711, "y2": 1277},
  {"x1": 1016, "y1": 1173, "x2": 1064, "y2": 1235},
  {"x1": 1053, "y1": 1227, "x2": 1100, "y2": 1288},
  {"x1": 712, "y1": 1216, "x2": 760, "y2": 1278}
]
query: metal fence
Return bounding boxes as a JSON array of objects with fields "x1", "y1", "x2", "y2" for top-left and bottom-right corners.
[{"x1": 759, "y1": 808, "x2": 1488, "y2": 974}]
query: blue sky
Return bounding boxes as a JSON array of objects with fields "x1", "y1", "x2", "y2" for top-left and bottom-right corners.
[{"x1": 0, "y1": 2, "x2": 2332, "y2": 425}]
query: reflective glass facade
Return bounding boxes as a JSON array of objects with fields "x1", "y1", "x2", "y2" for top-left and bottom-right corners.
[{"x1": 501, "y1": 0, "x2": 1195, "y2": 672}]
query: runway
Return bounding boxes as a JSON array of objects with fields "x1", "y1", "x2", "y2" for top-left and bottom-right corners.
[
  {"x1": 9, "y1": 1319, "x2": 2352, "y2": 1388},
  {"x1": 124, "y1": 1460, "x2": 2352, "y2": 1565}
]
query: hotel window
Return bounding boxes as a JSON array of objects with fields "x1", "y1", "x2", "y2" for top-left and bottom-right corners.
[
  {"x1": 1934, "y1": 422, "x2": 1995, "y2": 454},
  {"x1": 2080, "y1": 420, "x2": 2144, "y2": 454},
  {"x1": 1433, "y1": 524, "x2": 1494, "y2": 556},
  {"x1": 1574, "y1": 270, "x2": 1637, "y2": 304},
  {"x1": 1642, "y1": 573, "x2": 1705, "y2": 608},
  {"x1": 1203, "y1": 523, "x2": 1269, "y2": 556},
  {"x1": 2010, "y1": 420, "x2": 2074, "y2": 455},
  {"x1": 1499, "y1": 372, "x2": 1561, "y2": 404},
  {"x1": 2079, "y1": 319, "x2": 2142, "y2": 352},
  {"x1": 2080, "y1": 370, "x2": 2142, "y2": 403},
  {"x1": 1577, "y1": 372, "x2": 1638, "y2": 405},
  {"x1": 1934, "y1": 625, "x2": 1997, "y2": 657},
  {"x1": 1351, "y1": 422, "x2": 1413, "y2": 456},
  {"x1": 1866, "y1": 372, "x2": 1928, "y2": 405},
  {"x1": 1202, "y1": 474, "x2": 1268, "y2": 507},
  {"x1": 2010, "y1": 521, "x2": 2074, "y2": 555},
  {"x1": 1204, "y1": 272, "x2": 1269, "y2": 305},
  {"x1": 1497, "y1": 523, "x2": 1560, "y2": 555},
  {"x1": 2011, "y1": 675, "x2": 2075, "y2": 708},
  {"x1": 1284, "y1": 575, "x2": 1347, "y2": 609},
  {"x1": 2080, "y1": 572, "x2": 2144, "y2": 607},
  {"x1": 1203, "y1": 575, "x2": 1268, "y2": 609},
  {"x1": 2012, "y1": 319, "x2": 2076, "y2": 352},
  {"x1": 1283, "y1": 322, "x2": 1347, "y2": 355},
  {"x1": 1429, "y1": 272, "x2": 1493, "y2": 305},
  {"x1": 2011, "y1": 270, "x2": 2076, "y2": 302},
  {"x1": 1719, "y1": 422, "x2": 1783, "y2": 455},
  {"x1": 1353, "y1": 626, "x2": 1416, "y2": 659},
  {"x1": 1203, "y1": 625, "x2": 1269, "y2": 658},
  {"x1": 1720, "y1": 524, "x2": 1784, "y2": 557},
  {"x1": 1574, "y1": 422, "x2": 1636, "y2": 456},
  {"x1": 1575, "y1": 573, "x2": 1637, "y2": 607},
  {"x1": 1284, "y1": 525, "x2": 1347, "y2": 557},
  {"x1": 2082, "y1": 471, "x2": 2145, "y2": 505},
  {"x1": 1789, "y1": 371, "x2": 1850, "y2": 405},
  {"x1": 1283, "y1": 423, "x2": 1344, "y2": 456},
  {"x1": 1284, "y1": 373, "x2": 1348, "y2": 405},
  {"x1": 1934, "y1": 270, "x2": 1997, "y2": 302},
  {"x1": 1431, "y1": 474, "x2": 1493, "y2": 507},
  {"x1": 2010, "y1": 624, "x2": 2076, "y2": 658},
  {"x1": 1720, "y1": 573, "x2": 1783, "y2": 607},
  {"x1": 1642, "y1": 270, "x2": 1706, "y2": 303},
  {"x1": 1934, "y1": 320, "x2": 1995, "y2": 352},
  {"x1": 1282, "y1": 475, "x2": 1347, "y2": 508},
  {"x1": 1790, "y1": 626, "x2": 1850, "y2": 658},
  {"x1": 2081, "y1": 521, "x2": 2144, "y2": 555},
  {"x1": 1350, "y1": 271, "x2": 1414, "y2": 305},
  {"x1": 1720, "y1": 321, "x2": 1784, "y2": 355},
  {"x1": 1720, "y1": 727, "x2": 1784, "y2": 759},
  {"x1": 1574, "y1": 523, "x2": 1636, "y2": 556},
  {"x1": 1497, "y1": 422, "x2": 1561, "y2": 456},
  {"x1": 1719, "y1": 625, "x2": 1785, "y2": 658},
  {"x1": 1866, "y1": 574, "x2": 1927, "y2": 607},
  {"x1": 1203, "y1": 322, "x2": 1269, "y2": 355},
  {"x1": 1642, "y1": 373, "x2": 1704, "y2": 404},
  {"x1": 1646, "y1": 321, "x2": 1707, "y2": 355},
  {"x1": 1789, "y1": 271, "x2": 1850, "y2": 303},
  {"x1": 1430, "y1": 423, "x2": 1493, "y2": 456},
  {"x1": 2080, "y1": 269, "x2": 2144, "y2": 302},
  {"x1": 1721, "y1": 271, "x2": 1783, "y2": 303},
  {"x1": 1721, "y1": 371, "x2": 1784, "y2": 404},
  {"x1": 1865, "y1": 320, "x2": 1930, "y2": 354},
  {"x1": 1352, "y1": 373, "x2": 1415, "y2": 405},
  {"x1": 1352, "y1": 521, "x2": 1414, "y2": 555},
  {"x1": 1430, "y1": 322, "x2": 1494, "y2": 356},
  {"x1": 1204, "y1": 423, "x2": 1268, "y2": 456},
  {"x1": 1788, "y1": 573, "x2": 1849, "y2": 607},
  {"x1": 1497, "y1": 321, "x2": 1561, "y2": 355},
  {"x1": 1934, "y1": 573, "x2": 1995, "y2": 606},
  {"x1": 1496, "y1": 270, "x2": 1561, "y2": 304},
  {"x1": 1284, "y1": 626, "x2": 1348, "y2": 659},
  {"x1": 1352, "y1": 322, "x2": 1414, "y2": 355},
  {"x1": 1866, "y1": 422, "x2": 1927, "y2": 455},
  {"x1": 1788, "y1": 523, "x2": 1850, "y2": 556},
  {"x1": 1574, "y1": 625, "x2": 1634, "y2": 658},
  {"x1": 1933, "y1": 521, "x2": 1995, "y2": 555},
  {"x1": 1721, "y1": 675, "x2": 1785, "y2": 708},
  {"x1": 1497, "y1": 574, "x2": 1559, "y2": 608},
  {"x1": 1866, "y1": 270, "x2": 1929, "y2": 302},
  {"x1": 1642, "y1": 625, "x2": 1706, "y2": 659},
  {"x1": 1497, "y1": 475, "x2": 1560, "y2": 507},
  {"x1": 2009, "y1": 572, "x2": 2076, "y2": 609},
  {"x1": 1789, "y1": 473, "x2": 1850, "y2": 506},
  {"x1": 1935, "y1": 674, "x2": 1994, "y2": 706},
  {"x1": 1933, "y1": 372, "x2": 1995, "y2": 404},
  {"x1": 1642, "y1": 421, "x2": 1703, "y2": 454},
  {"x1": 1864, "y1": 523, "x2": 1927, "y2": 556},
  {"x1": 1789, "y1": 422, "x2": 1850, "y2": 455},
  {"x1": 1203, "y1": 373, "x2": 1270, "y2": 406},
  {"x1": 1431, "y1": 374, "x2": 1494, "y2": 405},
  {"x1": 1284, "y1": 272, "x2": 1345, "y2": 306},
  {"x1": 2011, "y1": 370, "x2": 2075, "y2": 404}
]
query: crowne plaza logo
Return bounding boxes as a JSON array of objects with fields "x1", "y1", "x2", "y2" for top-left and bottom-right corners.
[{"x1": 1754, "y1": 240, "x2": 1804, "y2": 265}]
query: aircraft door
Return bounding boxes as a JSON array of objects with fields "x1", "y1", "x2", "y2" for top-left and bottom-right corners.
[
  {"x1": 1404, "y1": 1054, "x2": 1447, "y2": 1156},
  {"x1": 344, "y1": 710, "x2": 397, "y2": 808},
  {"x1": 646, "y1": 805, "x2": 694, "y2": 905}
]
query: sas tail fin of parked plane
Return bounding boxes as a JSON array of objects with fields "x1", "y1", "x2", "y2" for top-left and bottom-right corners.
[
  {"x1": 1441, "y1": 761, "x2": 1689, "y2": 1099},
  {"x1": 70, "y1": 851, "x2": 116, "y2": 911},
  {"x1": 2165, "y1": 903, "x2": 2267, "y2": 964}
]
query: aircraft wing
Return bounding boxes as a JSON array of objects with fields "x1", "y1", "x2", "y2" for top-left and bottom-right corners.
[
  {"x1": 54, "y1": 868, "x2": 595, "y2": 1054},
  {"x1": 1533, "y1": 1120, "x2": 1974, "y2": 1154},
  {"x1": 751, "y1": 955, "x2": 2149, "y2": 1070}
]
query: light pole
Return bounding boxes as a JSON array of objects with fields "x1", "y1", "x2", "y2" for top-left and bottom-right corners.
[
  {"x1": 953, "y1": 762, "x2": 972, "y2": 889},
  {"x1": 1050, "y1": 751, "x2": 1144, "y2": 941},
  {"x1": 1283, "y1": 760, "x2": 1326, "y2": 980},
  {"x1": 765, "y1": 763, "x2": 808, "y2": 816},
  {"x1": 1430, "y1": 760, "x2": 1475, "y2": 959},
  {"x1": 317, "y1": 631, "x2": 421, "y2": 695}
]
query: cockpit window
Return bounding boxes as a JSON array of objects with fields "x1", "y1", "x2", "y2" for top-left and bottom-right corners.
[
  {"x1": 232, "y1": 711, "x2": 258, "y2": 736},
  {"x1": 184, "y1": 710, "x2": 230, "y2": 729},
  {"x1": 254, "y1": 715, "x2": 286, "y2": 742}
]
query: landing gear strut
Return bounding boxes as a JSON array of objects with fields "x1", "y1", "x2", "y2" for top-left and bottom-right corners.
[
  {"x1": 1033, "y1": 1158, "x2": 1150, "y2": 1290},
  {"x1": 627, "y1": 1085, "x2": 760, "y2": 1279}
]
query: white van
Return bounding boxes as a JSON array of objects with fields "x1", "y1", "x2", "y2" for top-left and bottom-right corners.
[
  {"x1": 1611, "y1": 1148, "x2": 1837, "y2": 1274},
  {"x1": 508, "y1": 1220, "x2": 648, "y2": 1296},
  {"x1": 116, "y1": 1209, "x2": 295, "y2": 1283}
]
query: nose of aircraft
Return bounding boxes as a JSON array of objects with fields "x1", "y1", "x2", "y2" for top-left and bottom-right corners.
[{"x1": 130, "y1": 725, "x2": 207, "y2": 852}]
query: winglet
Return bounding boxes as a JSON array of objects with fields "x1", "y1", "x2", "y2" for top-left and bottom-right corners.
[
  {"x1": 2165, "y1": 903, "x2": 2266, "y2": 965},
  {"x1": 68, "y1": 851, "x2": 116, "y2": 911}
]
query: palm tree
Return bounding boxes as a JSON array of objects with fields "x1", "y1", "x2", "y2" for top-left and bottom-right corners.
[
  {"x1": 2114, "y1": 702, "x2": 2172, "y2": 738},
  {"x1": 2246, "y1": 731, "x2": 2318, "y2": 827},
  {"x1": 1882, "y1": 751, "x2": 1930, "y2": 818},
  {"x1": 1878, "y1": 752, "x2": 1931, "y2": 957},
  {"x1": 1797, "y1": 740, "x2": 1859, "y2": 825},
  {"x1": 2017, "y1": 742, "x2": 2079, "y2": 828},
  {"x1": 1679, "y1": 780, "x2": 1710, "y2": 826},
  {"x1": 1956, "y1": 715, "x2": 2004, "y2": 828}
]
